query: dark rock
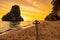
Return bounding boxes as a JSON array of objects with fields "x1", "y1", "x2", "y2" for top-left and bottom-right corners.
[
  {"x1": 45, "y1": 13, "x2": 60, "y2": 21},
  {"x1": 2, "y1": 5, "x2": 24, "y2": 21},
  {"x1": 45, "y1": 0, "x2": 60, "y2": 21}
]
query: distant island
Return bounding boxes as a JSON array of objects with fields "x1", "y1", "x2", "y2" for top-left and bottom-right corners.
[{"x1": 2, "y1": 5, "x2": 24, "y2": 21}]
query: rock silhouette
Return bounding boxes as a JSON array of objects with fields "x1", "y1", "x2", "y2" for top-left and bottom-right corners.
[
  {"x1": 2, "y1": 5, "x2": 24, "y2": 21},
  {"x1": 45, "y1": 0, "x2": 60, "y2": 21}
]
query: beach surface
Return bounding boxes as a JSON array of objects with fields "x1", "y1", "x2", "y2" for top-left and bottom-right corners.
[{"x1": 0, "y1": 21, "x2": 60, "y2": 40}]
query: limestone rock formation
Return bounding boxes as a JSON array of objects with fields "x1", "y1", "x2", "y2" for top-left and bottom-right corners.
[
  {"x1": 45, "y1": 0, "x2": 60, "y2": 21},
  {"x1": 2, "y1": 5, "x2": 24, "y2": 21}
]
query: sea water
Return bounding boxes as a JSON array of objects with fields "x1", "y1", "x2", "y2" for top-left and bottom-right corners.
[{"x1": 0, "y1": 21, "x2": 34, "y2": 33}]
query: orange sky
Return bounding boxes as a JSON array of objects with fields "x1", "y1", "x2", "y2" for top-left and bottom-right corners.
[{"x1": 0, "y1": 0, "x2": 52, "y2": 21}]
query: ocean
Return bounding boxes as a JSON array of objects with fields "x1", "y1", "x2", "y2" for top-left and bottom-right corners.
[{"x1": 0, "y1": 21, "x2": 34, "y2": 33}]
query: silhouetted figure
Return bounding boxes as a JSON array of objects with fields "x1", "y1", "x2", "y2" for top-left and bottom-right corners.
[
  {"x1": 45, "y1": 0, "x2": 60, "y2": 21},
  {"x1": 2, "y1": 5, "x2": 24, "y2": 21}
]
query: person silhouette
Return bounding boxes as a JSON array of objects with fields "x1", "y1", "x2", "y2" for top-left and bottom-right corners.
[{"x1": 2, "y1": 5, "x2": 24, "y2": 21}]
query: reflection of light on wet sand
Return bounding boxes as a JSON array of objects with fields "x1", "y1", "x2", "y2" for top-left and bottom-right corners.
[
  {"x1": 19, "y1": 21, "x2": 35, "y2": 29},
  {"x1": 0, "y1": 21, "x2": 35, "y2": 33},
  {"x1": 0, "y1": 21, "x2": 11, "y2": 32}
]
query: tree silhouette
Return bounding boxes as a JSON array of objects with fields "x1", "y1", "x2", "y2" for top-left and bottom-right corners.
[
  {"x1": 2, "y1": 5, "x2": 24, "y2": 21},
  {"x1": 45, "y1": 0, "x2": 60, "y2": 21}
]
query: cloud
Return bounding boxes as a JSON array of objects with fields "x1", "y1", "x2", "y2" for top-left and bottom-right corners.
[{"x1": 21, "y1": 5, "x2": 44, "y2": 14}]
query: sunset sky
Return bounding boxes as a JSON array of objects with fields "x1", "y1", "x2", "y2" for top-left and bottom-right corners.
[{"x1": 0, "y1": 0, "x2": 52, "y2": 21}]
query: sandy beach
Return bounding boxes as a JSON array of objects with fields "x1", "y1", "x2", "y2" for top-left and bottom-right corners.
[{"x1": 0, "y1": 21, "x2": 60, "y2": 40}]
